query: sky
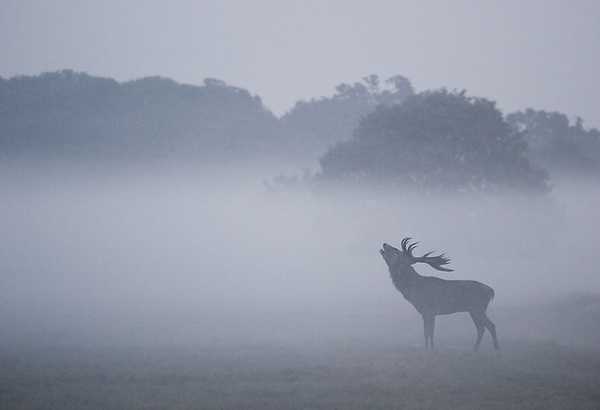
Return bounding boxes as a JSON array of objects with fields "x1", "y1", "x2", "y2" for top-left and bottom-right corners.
[{"x1": 1, "y1": 0, "x2": 599, "y2": 126}]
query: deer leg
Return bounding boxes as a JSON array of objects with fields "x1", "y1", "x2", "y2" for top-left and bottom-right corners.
[
  {"x1": 481, "y1": 314, "x2": 499, "y2": 351},
  {"x1": 422, "y1": 315, "x2": 435, "y2": 350},
  {"x1": 469, "y1": 312, "x2": 485, "y2": 351}
]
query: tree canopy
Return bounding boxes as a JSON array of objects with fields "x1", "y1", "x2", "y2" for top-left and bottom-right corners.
[
  {"x1": 506, "y1": 109, "x2": 600, "y2": 178},
  {"x1": 0, "y1": 70, "x2": 283, "y2": 161},
  {"x1": 318, "y1": 90, "x2": 549, "y2": 194},
  {"x1": 282, "y1": 75, "x2": 414, "y2": 159},
  {"x1": 2, "y1": 71, "x2": 598, "y2": 191}
]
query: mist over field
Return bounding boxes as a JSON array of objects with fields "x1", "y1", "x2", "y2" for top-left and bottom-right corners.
[{"x1": 1, "y1": 160, "x2": 598, "y2": 349}]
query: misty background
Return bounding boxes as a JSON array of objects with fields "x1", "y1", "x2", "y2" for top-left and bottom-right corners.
[{"x1": 1, "y1": 1, "x2": 600, "y2": 350}]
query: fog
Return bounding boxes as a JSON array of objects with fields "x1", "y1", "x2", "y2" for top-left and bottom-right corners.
[{"x1": 1, "y1": 160, "x2": 599, "y2": 348}]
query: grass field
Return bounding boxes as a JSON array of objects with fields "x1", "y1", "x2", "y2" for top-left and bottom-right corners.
[
  {"x1": 1, "y1": 339, "x2": 599, "y2": 409},
  {"x1": 2, "y1": 296, "x2": 600, "y2": 409}
]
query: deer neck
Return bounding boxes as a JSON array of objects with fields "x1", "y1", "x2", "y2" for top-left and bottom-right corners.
[{"x1": 389, "y1": 264, "x2": 421, "y2": 295}]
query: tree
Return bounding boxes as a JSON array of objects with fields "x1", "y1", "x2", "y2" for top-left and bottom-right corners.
[
  {"x1": 0, "y1": 71, "x2": 284, "y2": 161},
  {"x1": 318, "y1": 89, "x2": 549, "y2": 194},
  {"x1": 281, "y1": 75, "x2": 414, "y2": 161},
  {"x1": 506, "y1": 109, "x2": 600, "y2": 178}
]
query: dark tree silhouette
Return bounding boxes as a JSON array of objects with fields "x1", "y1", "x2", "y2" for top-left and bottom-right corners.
[
  {"x1": 319, "y1": 90, "x2": 549, "y2": 194},
  {"x1": 0, "y1": 71, "x2": 284, "y2": 161},
  {"x1": 281, "y1": 75, "x2": 414, "y2": 160},
  {"x1": 507, "y1": 109, "x2": 600, "y2": 179}
]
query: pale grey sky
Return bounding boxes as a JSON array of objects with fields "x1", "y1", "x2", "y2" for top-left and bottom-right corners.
[{"x1": 1, "y1": 0, "x2": 599, "y2": 127}]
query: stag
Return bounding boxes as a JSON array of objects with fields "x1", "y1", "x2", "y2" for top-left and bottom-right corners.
[{"x1": 380, "y1": 238, "x2": 498, "y2": 351}]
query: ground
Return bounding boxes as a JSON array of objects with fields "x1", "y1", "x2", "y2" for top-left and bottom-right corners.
[{"x1": 1, "y1": 340, "x2": 599, "y2": 409}]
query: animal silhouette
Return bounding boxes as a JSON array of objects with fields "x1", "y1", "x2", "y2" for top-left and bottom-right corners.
[{"x1": 380, "y1": 238, "x2": 499, "y2": 350}]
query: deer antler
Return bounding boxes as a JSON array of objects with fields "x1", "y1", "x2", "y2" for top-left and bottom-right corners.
[
  {"x1": 401, "y1": 237, "x2": 454, "y2": 272},
  {"x1": 414, "y1": 251, "x2": 454, "y2": 272},
  {"x1": 401, "y1": 237, "x2": 418, "y2": 254}
]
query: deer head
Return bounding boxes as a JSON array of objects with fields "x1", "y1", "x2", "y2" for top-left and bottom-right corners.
[
  {"x1": 380, "y1": 242, "x2": 412, "y2": 270},
  {"x1": 380, "y1": 238, "x2": 454, "y2": 272}
]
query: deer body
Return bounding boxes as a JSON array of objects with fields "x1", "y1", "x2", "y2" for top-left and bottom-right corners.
[{"x1": 381, "y1": 239, "x2": 499, "y2": 351}]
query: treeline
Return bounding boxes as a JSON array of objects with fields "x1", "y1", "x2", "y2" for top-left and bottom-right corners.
[
  {"x1": 0, "y1": 71, "x2": 283, "y2": 160},
  {"x1": 0, "y1": 71, "x2": 412, "y2": 164},
  {"x1": 1, "y1": 70, "x2": 599, "y2": 191}
]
